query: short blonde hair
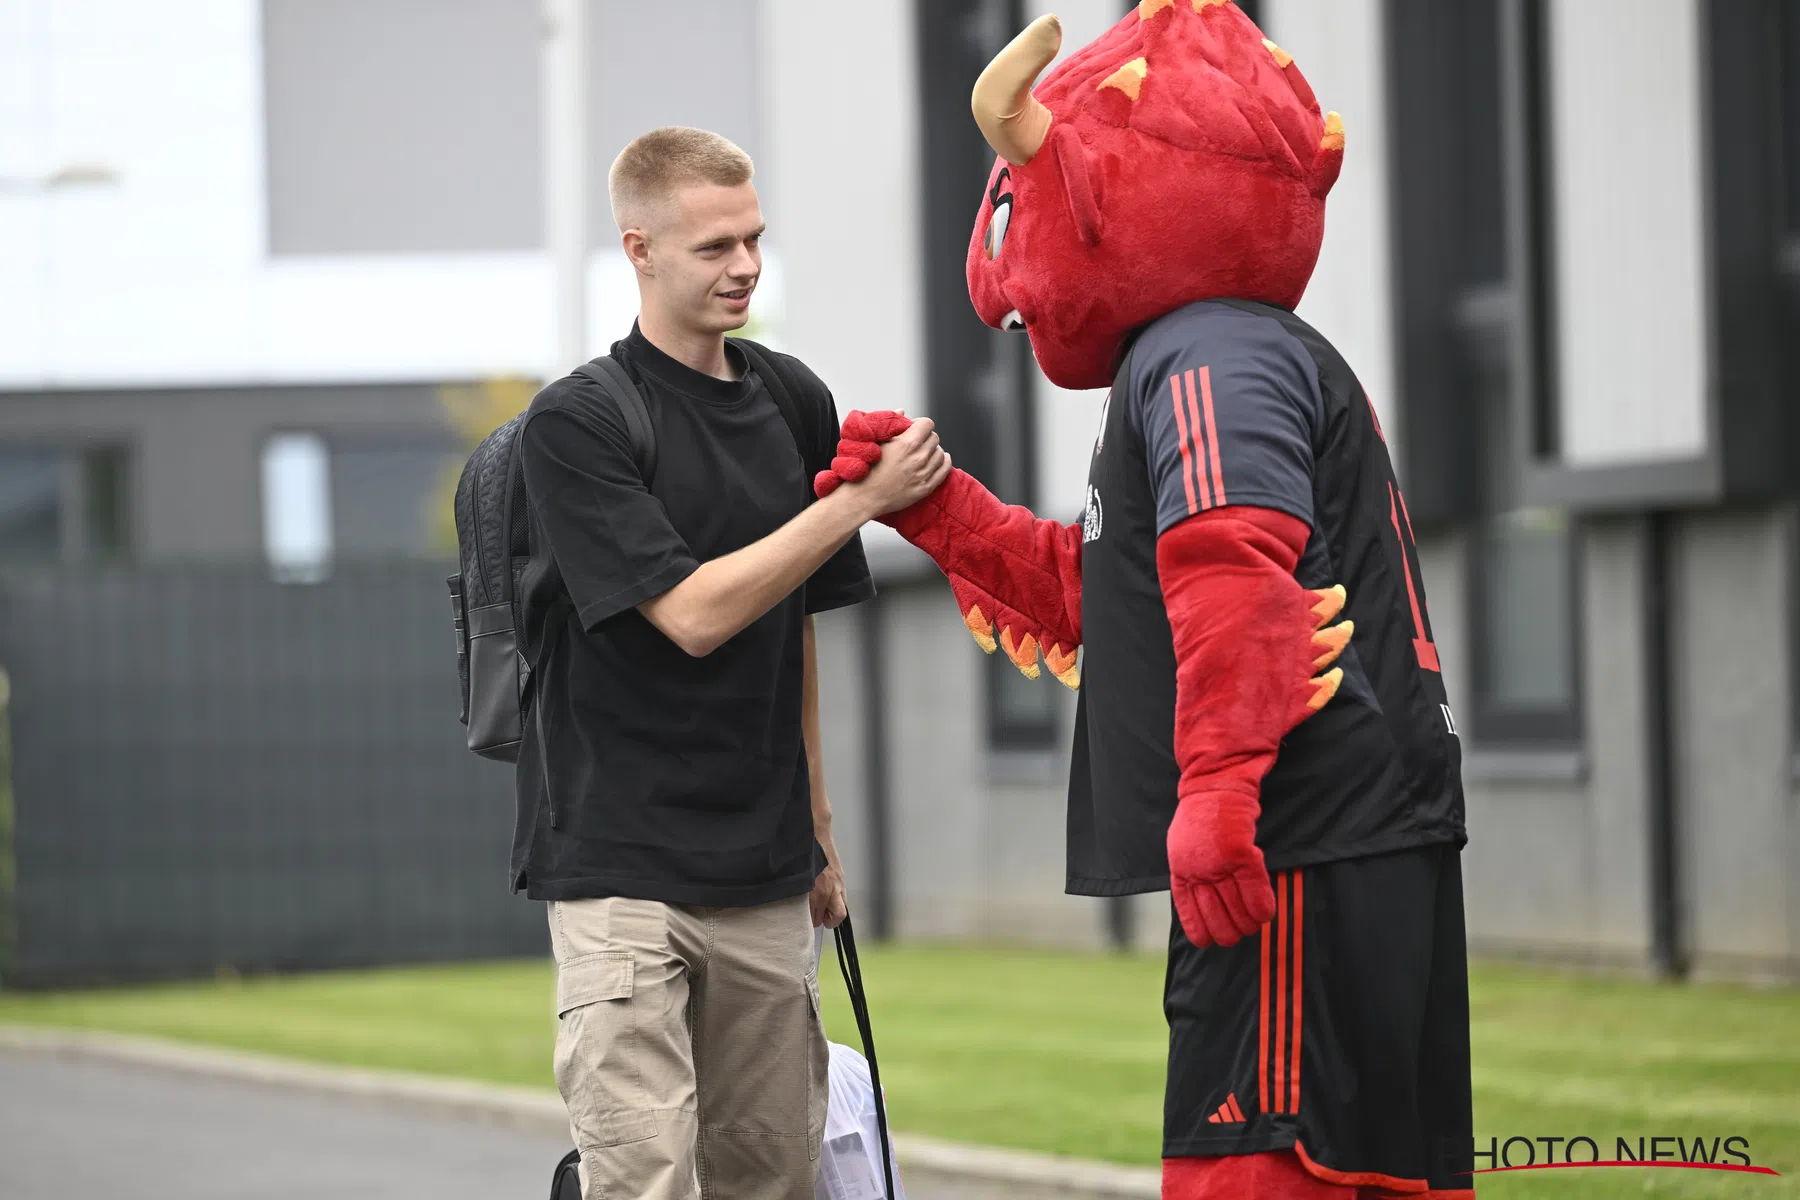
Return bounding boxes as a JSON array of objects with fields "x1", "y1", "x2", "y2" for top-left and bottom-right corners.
[{"x1": 608, "y1": 126, "x2": 754, "y2": 231}]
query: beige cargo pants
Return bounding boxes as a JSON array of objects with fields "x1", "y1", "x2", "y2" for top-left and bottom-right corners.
[{"x1": 548, "y1": 893, "x2": 828, "y2": 1200}]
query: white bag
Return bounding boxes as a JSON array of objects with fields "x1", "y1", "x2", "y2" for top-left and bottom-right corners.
[{"x1": 815, "y1": 1041, "x2": 904, "y2": 1200}]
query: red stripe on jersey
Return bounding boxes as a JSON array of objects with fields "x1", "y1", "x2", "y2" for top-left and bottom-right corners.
[
  {"x1": 1170, "y1": 375, "x2": 1199, "y2": 516},
  {"x1": 1199, "y1": 365, "x2": 1227, "y2": 505},
  {"x1": 1389, "y1": 483, "x2": 1442, "y2": 672},
  {"x1": 1273, "y1": 871, "x2": 1289, "y2": 1113},
  {"x1": 1182, "y1": 370, "x2": 1213, "y2": 509},
  {"x1": 1258, "y1": 914, "x2": 1271, "y2": 1115},
  {"x1": 1394, "y1": 488, "x2": 1440, "y2": 669},
  {"x1": 1365, "y1": 387, "x2": 1387, "y2": 443},
  {"x1": 1289, "y1": 870, "x2": 1304, "y2": 1115}
]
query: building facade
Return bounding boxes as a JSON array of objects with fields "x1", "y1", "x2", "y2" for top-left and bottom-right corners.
[{"x1": 2, "y1": 0, "x2": 1796, "y2": 980}]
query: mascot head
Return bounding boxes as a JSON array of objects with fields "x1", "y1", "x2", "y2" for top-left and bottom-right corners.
[{"x1": 966, "y1": 0, "x2": 1344, "y2": 389}]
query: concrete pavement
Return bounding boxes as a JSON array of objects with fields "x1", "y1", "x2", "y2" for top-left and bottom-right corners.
[
  {"x1": 0, "y1": 1047, "x2": 576, "y2": 1199},
  {"x1": 0, "y1": 1029, "x2": 1158, "y2": 1199}
]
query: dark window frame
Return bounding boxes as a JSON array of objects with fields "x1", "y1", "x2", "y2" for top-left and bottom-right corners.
[
  {"x1": 917, "y1": 0, "x2": 1061, "y2": 753},
  {"x1": 1388, "y1": 0, "x2": 1583, "y2": 747},
  {"x1": 1746, "y1": 0, "x2": 1800, "y2": 747},
  {"x1": 0, "y1": 440, "x2": 133, "y2": 567},
  {"x1": 326, "y1": 431, "x2": 462, "y2": 562}
]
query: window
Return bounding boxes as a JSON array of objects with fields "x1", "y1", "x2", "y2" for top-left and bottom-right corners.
[
  {"x1": 918, "y1": 0, "x2": 1061, "y2": 753},
  {"x1": 262, "y1": 433, "x2": 332, "y2": 583},
  {"x1": 987, "y1": 653, "x2": 1062, "y2": 752},
  {"x1": 1388, "y1": 0, "x2": 1580, "y2": 744},
  {"x1": 1779, "y1": 2, "x2": 1800, "y2": 434},
  {"x1": 0, "y1": 445, "x2": 130, "y2": 565},
  {"x1": 331, "y1": 440, "x2": 461, "y2": 560},
  {"x1": 262, "y1": 432, "x2": 460, "y2": 581}
]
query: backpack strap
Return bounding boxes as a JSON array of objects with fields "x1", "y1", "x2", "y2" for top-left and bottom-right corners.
[
  {"x1": 733, "y1": 339, "x2": 821, "y2": 488},
  {"x1": 574, "y1": 356, "x2": 658, "y2": 483}
]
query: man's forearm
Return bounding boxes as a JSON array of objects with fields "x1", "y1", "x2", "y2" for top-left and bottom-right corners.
[
  {"x1": 802, "y1": 616, "x2": 831, "y2": 833},
  {"x1": 640, "y1": 487, "x2": 875, "y2": 657}
]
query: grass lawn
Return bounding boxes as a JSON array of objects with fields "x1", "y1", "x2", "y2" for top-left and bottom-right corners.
[{"x1": 2, "y1": 946, "x2": 1795, "y2": 1198}]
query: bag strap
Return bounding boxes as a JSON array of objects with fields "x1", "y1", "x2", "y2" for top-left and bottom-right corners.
[
  {"x1": 526, "y1": 356, "x2": 648, "y2": 810},
  {"x1": 574, "y1": 356, "x2": 658, "y2": 483},
  {"x1": 833, "y1": 915, "x2": 896, "y2": 1200},
  {"x1": 733, "y1": 340, "x2": 818, "y2": 489}
]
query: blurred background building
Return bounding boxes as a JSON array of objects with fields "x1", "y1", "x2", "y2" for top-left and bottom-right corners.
[{"x1": 0, "y1": 0, "x2": 1795, "y2": 986}]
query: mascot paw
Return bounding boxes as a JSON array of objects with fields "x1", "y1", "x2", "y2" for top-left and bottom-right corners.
[
  {"x1": 1301, "y1": 584, "x2": 1350, "y2": 716},
  {"x1": 949, "y1": 574, "x2": 1080, "y2": 689},
  {"x1": 813, "y1": 410, "x2": 914, "y2": 498},
  {"x1": 1168, "y1": 791, "x2": 1274, "y2": 948}
]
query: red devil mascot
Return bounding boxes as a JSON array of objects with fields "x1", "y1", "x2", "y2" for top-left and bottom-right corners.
[{"x1": 817, "y1": 2, "x2": 1473, "y2": 1197}]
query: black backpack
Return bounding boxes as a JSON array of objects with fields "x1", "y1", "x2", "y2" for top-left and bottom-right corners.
[{"x1": 447, "y1": 340, "x2": 817, "y2": 762}]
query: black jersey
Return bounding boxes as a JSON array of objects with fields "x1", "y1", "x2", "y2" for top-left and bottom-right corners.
[{"x1": 1066, "y1": 299, "x2": 1464, "y2": 895}]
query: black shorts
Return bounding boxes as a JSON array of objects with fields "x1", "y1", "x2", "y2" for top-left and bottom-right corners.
[{"x1": 1163, "y1": 842, "x2": 1474, "y2": 1193}]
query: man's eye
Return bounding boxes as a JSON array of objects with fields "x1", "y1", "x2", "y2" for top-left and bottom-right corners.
[{"x1": 985, "y1": 197, "x2": 1013, "y2": 259}]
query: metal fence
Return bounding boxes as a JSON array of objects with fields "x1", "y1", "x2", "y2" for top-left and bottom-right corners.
[{"x1": 0, "y1": 563, "x2": 543, "y2": 988}]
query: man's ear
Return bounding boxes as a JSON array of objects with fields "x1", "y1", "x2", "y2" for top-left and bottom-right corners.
[{"x1": 621, "y1": 228, "x2": 654, "y2": 277}]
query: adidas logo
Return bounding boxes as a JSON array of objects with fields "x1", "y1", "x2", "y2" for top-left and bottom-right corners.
[{"x1": 1206, "y1": 1093, "x2": 1247, "y2": 1124}]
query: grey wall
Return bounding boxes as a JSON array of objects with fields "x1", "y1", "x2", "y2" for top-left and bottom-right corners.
[
  {"x1": 262, "y1": 0, "x2": 762, "y2": 255},
  {"x1": 1419, "y1": 510, "x2": 1800, "y2": 982},
  {"x1": 1671, "y1": 509, "x2": 1797, "y2": 979},
  {"x1": 0, "y1": 565, "x2": 534, "y2": 986},
  {"x1": 813, "y1": 576, "x2": 1117, "y2": 951},
  {"x1": 0, "y1": 384, "x2": 450, "y2": 560}
]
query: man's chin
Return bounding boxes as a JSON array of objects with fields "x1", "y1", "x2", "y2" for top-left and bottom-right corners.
[{"x1": 711, "y1": 307, "x2": 752, "y2": 334}]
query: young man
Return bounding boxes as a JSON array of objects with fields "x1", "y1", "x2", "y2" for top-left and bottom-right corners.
[{"x1": 513, "y1": 127, "x2": 948, "y2": 1200}]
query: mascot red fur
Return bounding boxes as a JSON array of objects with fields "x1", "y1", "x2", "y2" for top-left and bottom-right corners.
[{"x1": 818, "y1": 3, "x2": 1474, "y2": 1197}]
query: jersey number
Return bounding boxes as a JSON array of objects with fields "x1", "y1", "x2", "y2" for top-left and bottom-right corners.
[{"x1": 1387, "y1": 482, "x2": 1440, "y2": 672}]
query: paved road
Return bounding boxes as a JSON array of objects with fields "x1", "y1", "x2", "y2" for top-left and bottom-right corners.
[
  {"x1": 0, "y1": 1048, "x2": 973, "y2": 1199},
  {"x1": 0, "y1": 1048, "x2": 578, "y2": 1199}
]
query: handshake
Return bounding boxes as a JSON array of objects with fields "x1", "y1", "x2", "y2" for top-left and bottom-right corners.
[{"x1": 812, "y1": 411, "x2": 944, "y2": 521}]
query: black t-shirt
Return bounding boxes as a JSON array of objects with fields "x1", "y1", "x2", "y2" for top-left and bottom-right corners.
[
  {"x1": 511, "y1": 325, "x2": 874, "y2": 904},
  {"x1": 1067, "y1": 299, "x2": 1465, "y2": 896}
]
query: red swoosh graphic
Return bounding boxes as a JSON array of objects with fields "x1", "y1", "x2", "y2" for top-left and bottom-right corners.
[{"x1": 1475, "y1": 1161, "x2": 1780, "y2": 1176}]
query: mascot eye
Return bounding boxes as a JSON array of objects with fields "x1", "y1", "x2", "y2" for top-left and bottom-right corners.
[
  {"x1": 984, "y1": 166, "x2": 1014, "y2": 260},
  {"x1": 985, "y1": 198, "x2": 1013, "y2": 259}
]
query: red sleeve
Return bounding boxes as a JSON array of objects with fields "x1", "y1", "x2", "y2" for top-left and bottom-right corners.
[
  {"x1": 1156, "y1": 506, "x2": 1346, "y2": 803},
  {"x1": 888, "y1": 468, "x2": 1084, "y2": 687}
]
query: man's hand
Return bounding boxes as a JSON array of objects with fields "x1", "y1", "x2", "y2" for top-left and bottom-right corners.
[
  {"x1": 843, "y1": 417, "x2": 950, "y2": 516},
  {"x1": 810, "y1": 834, "x2": 848, "y2": 928}
]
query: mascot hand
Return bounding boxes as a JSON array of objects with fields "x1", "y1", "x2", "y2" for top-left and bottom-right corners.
[
  {"x1": 1168, "y1": 789, "x2": 1273, "y2": 949},
  {"x1": 813, "y1": 410, "x2": 916, "y2": 500},
  {"x1": 815, "y1": 410, "x2": 1083, "y2": 688}
]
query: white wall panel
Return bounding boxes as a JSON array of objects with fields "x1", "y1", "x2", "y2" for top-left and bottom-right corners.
[
  {"x1": 0, "y1": 0, "x2": 760, "y2": 387},
  {"x1": 757, "y1": 0, "x2": 923, "y2": 417},
  {"x1": 1548, "y1": 0, "x2": 1708, "y2": 468},
  {"x1": 1261, "y1": 0, "x2": 1399, "y2": 453}
]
